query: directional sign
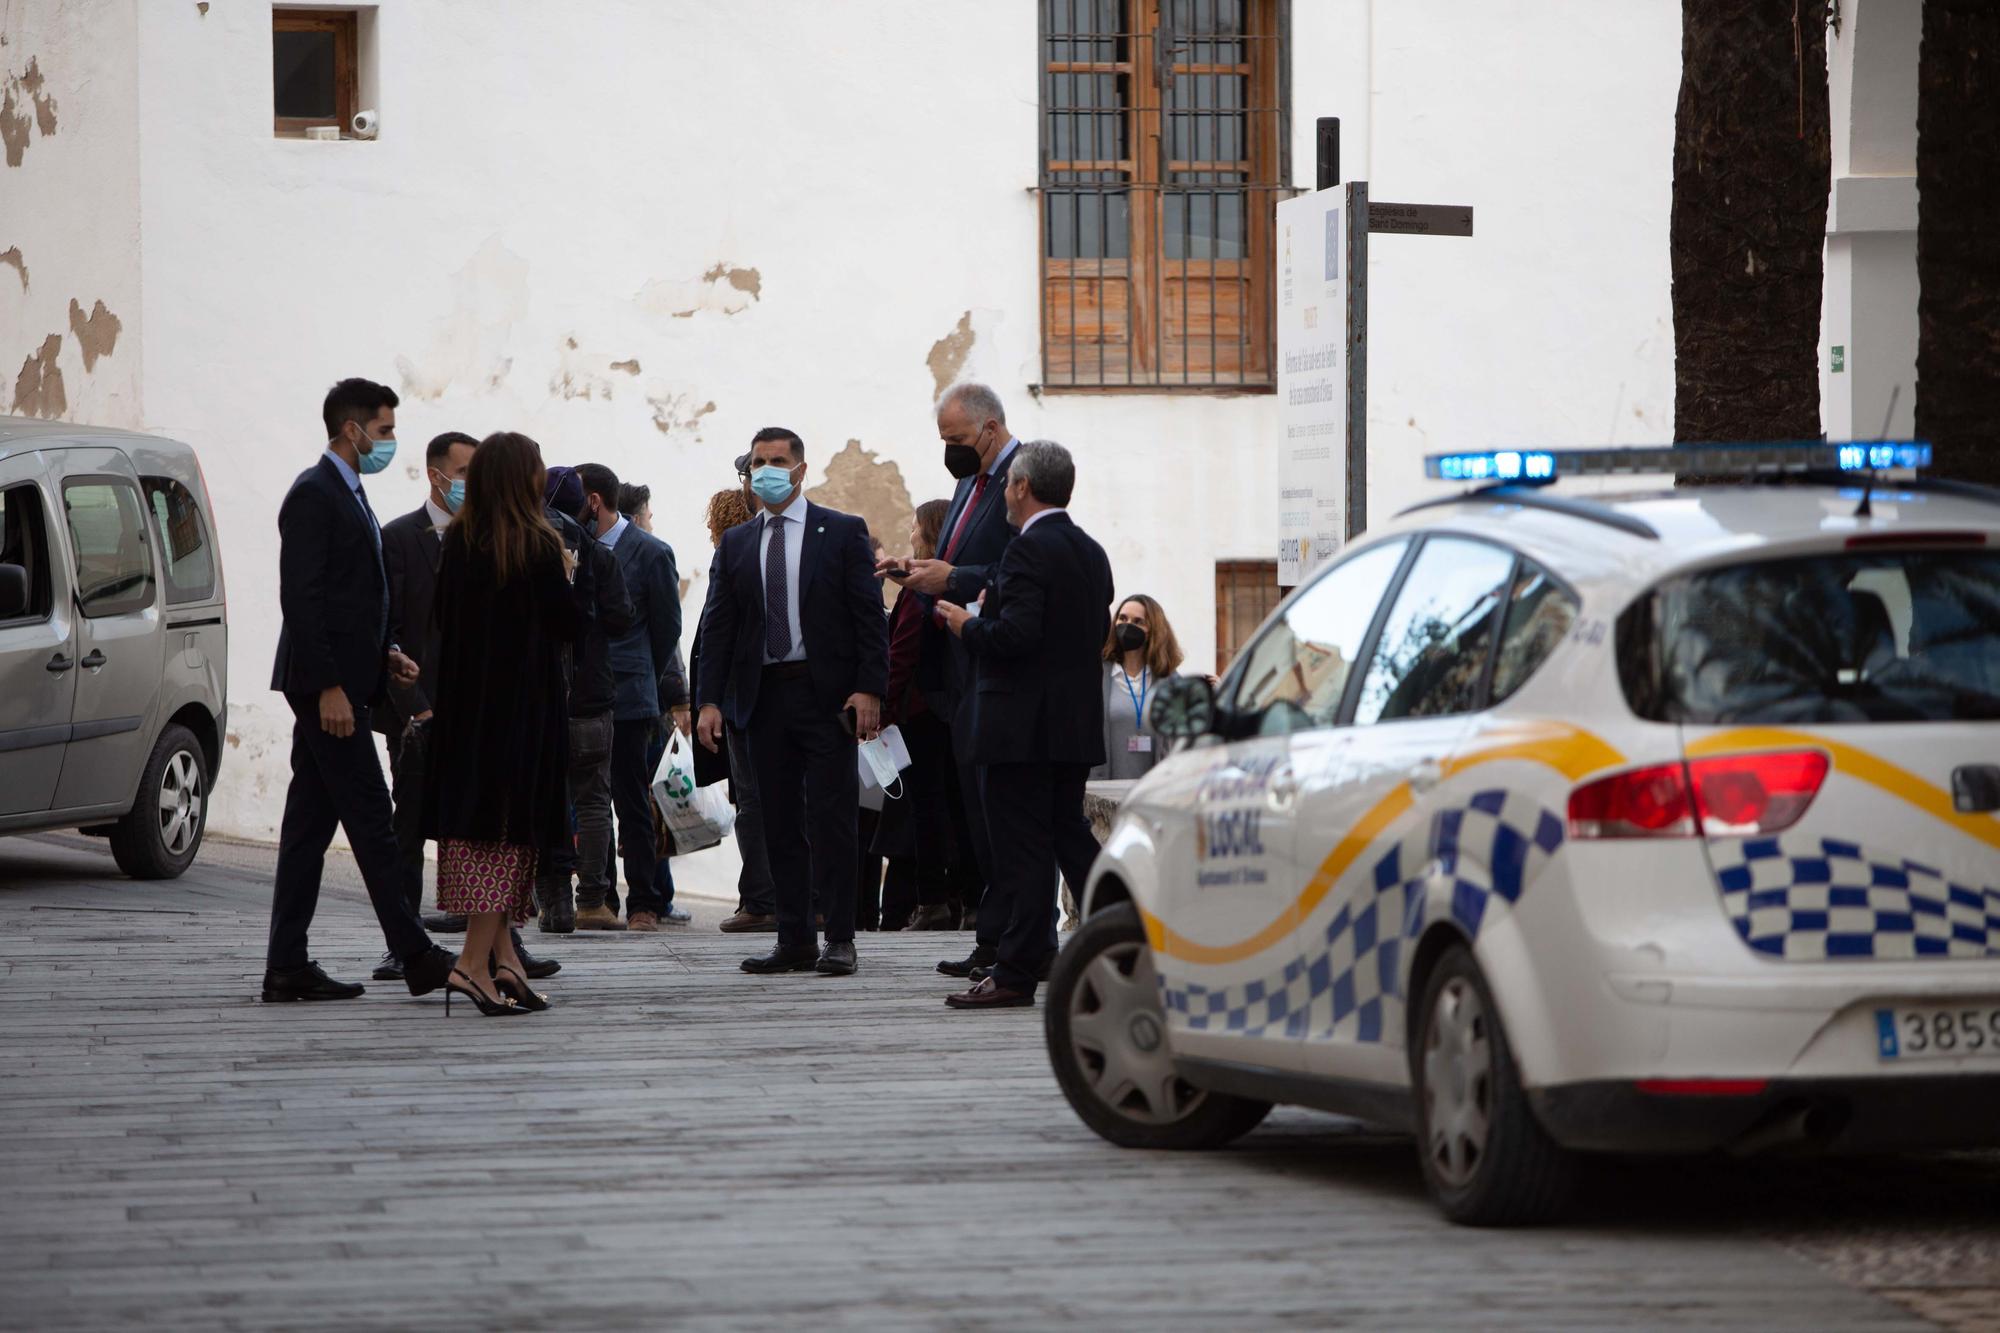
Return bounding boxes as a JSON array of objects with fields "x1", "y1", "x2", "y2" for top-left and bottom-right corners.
[{"x1": 1367, "y1": 202, "x2": 1474, "y2": 237}]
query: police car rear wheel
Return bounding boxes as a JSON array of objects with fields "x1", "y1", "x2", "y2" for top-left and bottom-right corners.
[
  {"x1": 1045, "y1": 903, "x2": 1271, "y2": 1150},
  {"x1": 1413, "y1": 945, "x2": 1577, "y2": 1225}
]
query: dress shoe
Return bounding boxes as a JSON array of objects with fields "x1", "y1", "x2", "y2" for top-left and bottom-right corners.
[
  {"x1": 969, "y1": 955, "x2": 1054, "y2": 985},
  {"x1": 741, "y1": 945, "x2": 821, "y2": 974},
  {"x1": 574, "y1": 905, "x2": 624, "y2": 931},
  {"x1": 371, "y1": 951, "x2": 404, "y2": 982},
  {"x1": 945, "y1": 976, "x2": 1034, "y2": 1009},
  {"x1": 538, "y1": 898, "x2": 575, "y2": 934},
  {"x1": 628, "y1": 911, "x2": 661, "y2": 933},
  {"x1": 906, "y1": 903, "x2": 957, "y2": 931},
  {"x1": 512, "y1": 934, "x2": 561, "y2": 980},
  {"x1": 662, "y1": 904, "x2": 692, "y2": 925},
  {"x1": 719, "y1": 910, "x2": 778, "y2": 933},
  {"x1": 422, "y1": 912, "x2": 468, "y2": 933},
  {"x1": 938, "y1": 945, "x2": 997, "y2": 978},
  {"x1": 402, "y1": 944, "x2": 458, "y2": 997},
  {"x1": 262, "y1": 961, "x2": 364, "y2": 1003},
  {"x1": 816, "y1": 940, "x2": 858, "y2": 976}
]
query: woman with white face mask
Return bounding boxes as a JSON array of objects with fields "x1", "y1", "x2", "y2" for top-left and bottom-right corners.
[{"x1": 1091, "y1": 594, "x2": 1189, "y2": 782}]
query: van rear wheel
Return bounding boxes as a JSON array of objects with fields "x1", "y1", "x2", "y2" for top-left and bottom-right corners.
[{"x1": 109, "y1": 724, "x2": 207, "y2": 880}]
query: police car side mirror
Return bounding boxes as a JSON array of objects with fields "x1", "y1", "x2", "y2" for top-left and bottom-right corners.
[{"x1": 1150, "y1": 674, "x2": 1217, "y2": 741}]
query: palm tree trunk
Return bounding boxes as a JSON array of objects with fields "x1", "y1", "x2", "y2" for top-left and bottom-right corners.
[
  {"x1": 1915, "y1": 0, "x2": 2000, "y2": 484},
  {"x1": 1671, "y1": 0, "x2": 1831, "y2": 444}
]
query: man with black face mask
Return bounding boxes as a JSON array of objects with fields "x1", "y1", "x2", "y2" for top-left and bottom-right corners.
[{"x1": 876, "y1": 382, "x2": 1020, "y2": 978}]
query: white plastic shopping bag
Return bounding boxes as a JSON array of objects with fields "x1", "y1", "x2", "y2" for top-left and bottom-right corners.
[{"x1": 652, "y1": 729, "x2": 735, "y2": 856}]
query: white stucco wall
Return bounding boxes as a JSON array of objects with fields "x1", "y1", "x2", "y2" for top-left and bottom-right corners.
[
  {"x1": 0, "y1": 0, "x2": 143, "y2": 428},
  {"x1": 30, "y1": 0, "x2": 1682, "y2": 840}
]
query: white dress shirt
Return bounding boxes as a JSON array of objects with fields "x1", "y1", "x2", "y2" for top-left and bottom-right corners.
[
  {"x1": 424, "y1": 496, "x2": 453, "y2": 532},
  {"x1": 1019, "y1": 506, "x2": 1065, "y2": 534},
  {"x1": 758, "y1": 498, "x2": 809, "y2": 664}
]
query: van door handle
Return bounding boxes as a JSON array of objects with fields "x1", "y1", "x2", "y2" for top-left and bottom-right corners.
[
  {"x1": 80, "y1": 650, "x2": 107, "y2": 670},
  {"x1": 1408, "y1": 758, "x2": 1444, "y2": 795},
  {"x1": 46, "y1": 653, "x2": 74, "y2": 674}
]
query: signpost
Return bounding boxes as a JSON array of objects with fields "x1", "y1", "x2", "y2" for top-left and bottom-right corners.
[{"x1": 1275, "y1": 119, "x2": 1473, "y2": 583}]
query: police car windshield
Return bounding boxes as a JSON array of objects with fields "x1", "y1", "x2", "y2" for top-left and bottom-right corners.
[{"x1": 1618, "y1": 550, "x2": 2000, "y2": 724}]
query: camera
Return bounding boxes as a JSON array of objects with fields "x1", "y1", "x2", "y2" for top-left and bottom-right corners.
[{"x1": 351, "y1": 109, "x2": 379, "y2": 140}]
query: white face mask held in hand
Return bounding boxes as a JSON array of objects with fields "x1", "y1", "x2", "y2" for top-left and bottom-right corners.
[{"x1": 857, "y1": 725, "x2": 912, "y2": 799}]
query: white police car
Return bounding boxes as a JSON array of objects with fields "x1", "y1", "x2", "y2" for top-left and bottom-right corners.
[{"x1": 1046, "y1": 442, "x2": 2000, "y2": 1225}]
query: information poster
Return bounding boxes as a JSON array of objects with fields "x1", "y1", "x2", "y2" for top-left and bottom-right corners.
[{"x1": 1275, "y1": 187, "x2": 1347, "y2": 587}]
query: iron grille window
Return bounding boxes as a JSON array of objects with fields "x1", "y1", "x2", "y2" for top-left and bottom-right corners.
[
  {"x1": 1215, "y1": 558, "x2": 1283, "y2": 675},
  {"x1": 1040, "y1": 0, "x2": 1287, "y2": 390}
]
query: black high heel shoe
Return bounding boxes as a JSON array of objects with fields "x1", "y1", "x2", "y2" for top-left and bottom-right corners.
[
  {"x1": 493, "y1": 963, "x2": 551, "y2": 1013},
  {"x1": 444, "y1": 967, "x2": 527, "y2": 1017}
]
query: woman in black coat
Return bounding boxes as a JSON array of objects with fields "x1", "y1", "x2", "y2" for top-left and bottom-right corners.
[{"x1": 424, "y1": 431, "x2": 584, "y2": 1015}]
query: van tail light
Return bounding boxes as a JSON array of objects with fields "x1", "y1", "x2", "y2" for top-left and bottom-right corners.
[{"x1": 1568, "y1": 751, "x2": 1828, "y2": 840}]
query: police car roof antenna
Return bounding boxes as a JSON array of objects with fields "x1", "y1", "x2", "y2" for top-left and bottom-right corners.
[{"x1": 1853, "y1": 385, "x2": 1902, "y2": 520}]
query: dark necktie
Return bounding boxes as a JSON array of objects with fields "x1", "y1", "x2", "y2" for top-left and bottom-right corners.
[
  {"x1": 764, "y1": 517, "x2": 792, "y2": 658},
  {"x1": 943, "y1": 473, "x2": 989, "y2": 561},
  {"x1": 354, "y1": 482, "x2": 380, "y2": 545}
]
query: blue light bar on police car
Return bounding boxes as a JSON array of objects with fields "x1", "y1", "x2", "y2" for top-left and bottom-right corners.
[{"x1": 1424, "y1": 441, "x2": 1931, "y2": 485}]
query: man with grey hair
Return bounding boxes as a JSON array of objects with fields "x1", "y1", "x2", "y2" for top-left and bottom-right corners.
[
  {"x1": 936, "y1": 441, "x2": 1113, "y2": 1008},
  {"x1": 879, "y1": 382, "x2": 1022, "y2": 958}
]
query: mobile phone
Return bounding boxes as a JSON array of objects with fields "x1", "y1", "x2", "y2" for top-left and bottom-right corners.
[{"x1": 837, "y1": 706, "x2": 859, "y2": 739}]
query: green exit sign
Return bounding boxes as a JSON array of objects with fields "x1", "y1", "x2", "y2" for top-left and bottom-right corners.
[{"x1": 1831, "y1": 345, "x2": 1846, "y2": 373}]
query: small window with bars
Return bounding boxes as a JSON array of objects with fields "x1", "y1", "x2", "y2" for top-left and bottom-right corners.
[{"x1": 1040, "y1": 0, "x2": 1287, "y2": 391}]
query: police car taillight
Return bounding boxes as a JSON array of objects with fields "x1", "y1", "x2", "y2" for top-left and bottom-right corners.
[{"x1": 1568, "y1": 751, "x2": 1828, "y2": 839}]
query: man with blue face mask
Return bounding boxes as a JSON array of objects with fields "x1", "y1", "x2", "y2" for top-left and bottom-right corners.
[
  {"x1": 696, "y1": 428, "x2": 890, "y2": 977},
  {"x1": 372, "y1": 431, "x2": 478, "y2": 974},
  {"x1": 266, "y1": 378, "x2": 457, "y2": 1005}
]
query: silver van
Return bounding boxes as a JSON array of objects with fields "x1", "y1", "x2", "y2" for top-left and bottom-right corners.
[{"x1": 0, "y1": 417, "x2": 227, "y2": 878}]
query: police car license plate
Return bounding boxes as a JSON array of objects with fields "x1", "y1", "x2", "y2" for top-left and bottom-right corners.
[{"x1": 1874, "y1": 1004, "x2": 2000, "y2": 1061}]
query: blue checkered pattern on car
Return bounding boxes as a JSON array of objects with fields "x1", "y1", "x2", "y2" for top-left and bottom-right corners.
[
  {"x1": 1159, "y1": 789, "x2": 1565, "y2": 1046},
  {"x1": 1710, "y1": 835, "x2": 2000, "y2": 961}
]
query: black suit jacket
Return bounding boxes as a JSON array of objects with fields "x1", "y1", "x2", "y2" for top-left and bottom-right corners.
[
  {"x1": 918, "y1": 447, "x2": 1019, "y2": 746},
  {"x1": 378, "y1": 505, "x2": 443, "y2": 733},
  {"x1": 960, "y1": 511, "x2": 1114, "y2": 768},
  {"x1": 270, "y1": 455, "x2": 392, "y2": 706},
  {"x1": 696, "y1": 503, "x2": 890, "y2": 731}
]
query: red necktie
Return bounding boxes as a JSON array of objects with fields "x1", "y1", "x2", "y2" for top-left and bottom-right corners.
[{"x1": 943, "y1": 473, "x2": 989, "y2": 562}]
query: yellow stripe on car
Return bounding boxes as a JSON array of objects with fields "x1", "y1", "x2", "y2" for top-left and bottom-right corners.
[
  {"x1": 1688, "y1": 727, "x2": 2000, "y2": 852},
  {"x1": 1143, "y1": 723, "x2": 1625, "y2": 965}
]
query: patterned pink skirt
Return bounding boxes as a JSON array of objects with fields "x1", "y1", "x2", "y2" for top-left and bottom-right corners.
[{"x1": 437, "y1": 839, "x2": 536, "y2": 923}]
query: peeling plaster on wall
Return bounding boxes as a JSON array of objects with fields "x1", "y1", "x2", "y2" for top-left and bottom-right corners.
[
  {"x1": 20, "y1": 56, "x2": 54, "y2": 135},
  {"x1": 67, "y1": 298, "x2": 122, "y2": 370},
  {"x1": 197, "y1": 2, "x2": 210, "y2": 13},
  {"x1": 0, "y1": 83, "x2": 28, "y2": 166},
  {"x1": 805, "y1": 440, "x2": 916, "y2": 571},
  {"x1": 393, "y1": 237, "x2": 529, "y2": 400},
  {"x1": 609, "y1": 358, "x2": 641, "y2": 375},
  {"x1": 13, "y1": 334, "x2": 66, "y2": 418},
  {"x1": 646, "y1": 392, "x2": 716, "y2": 438},
  {"x1": 552, "y1": 337, "x2": 644, "y2": 402},
  {"x1": 0, "y1": 246, "x2": 24, "y2": 290},
  {"x1": 634, "y1": 264, "x2": 762, "y2": 320},
  {"x1": 926, "y1": 311, "x2": 974, "y2": 400}
]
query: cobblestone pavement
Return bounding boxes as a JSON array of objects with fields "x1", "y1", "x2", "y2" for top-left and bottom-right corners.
[{"x1": 3, "y1": 832, "x2": 1996, "y2": 1331}]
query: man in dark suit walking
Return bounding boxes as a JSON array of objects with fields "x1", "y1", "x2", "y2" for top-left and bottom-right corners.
[
  {"x1": 878, "y1": 383, "x2": 1020, "y2": 973},
  {"x1": 936, "y1": 441, "x2": 1112, "y2": 1009},
  {"x1": 575, "y1": 463, "x2": 685, "y2": 931},
  {"x1": 266, "y1": 378, "x2": 454, "y2": 1003},
  {"x1": 697, "y1": 427, "x2": 889, "y2": 977}
]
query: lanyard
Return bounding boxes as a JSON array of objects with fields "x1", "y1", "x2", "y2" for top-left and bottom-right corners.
[{"x1": 1122, "y1": 668, "x2": 1150, "y2": 729}]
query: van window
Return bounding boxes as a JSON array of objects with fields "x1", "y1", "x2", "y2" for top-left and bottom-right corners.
[
  {"x1": 141, "y1": 476, "x2": 217, "y2": 604},
  {"x1": 61, "y1": 479, "x2": 156, "y2": 618},
  {"x1": 1618, "y1": 550, "x2": 2000, "y2": 723},
  {"x1": 0, "y1": 483, "x2": 55, "y2": 622},
  {"x1": 1230, "y1": 538, "x2": 1408, "y2": 736},
  {"x1": 1353, "y1": 537, "x2": 1515, "y2": 725}
]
